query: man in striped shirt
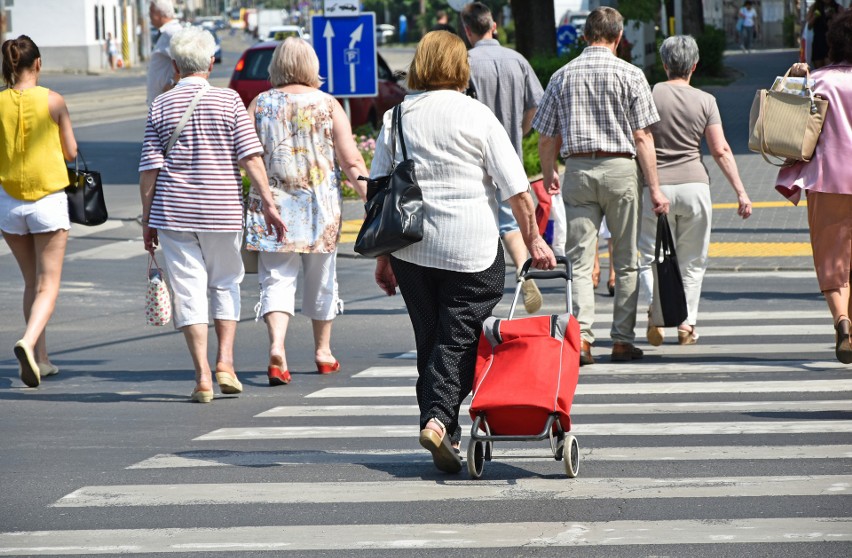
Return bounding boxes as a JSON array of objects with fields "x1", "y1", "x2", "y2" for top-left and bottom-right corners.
[{"x1": 533, "y1": 7, "x2": 670, "y2": 366}]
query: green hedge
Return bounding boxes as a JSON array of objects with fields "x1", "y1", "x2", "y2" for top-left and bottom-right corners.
[{"x1": 694, "y1": 26, "x2": 727, "y2": 78}]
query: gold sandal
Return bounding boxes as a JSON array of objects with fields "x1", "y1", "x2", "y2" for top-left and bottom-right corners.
[
  {"x1": 419, "y1": 418, "x2": 462, "y2": 473},
  {"x1": 677, "y1": 326, "x2": 699, "y2": 345}
]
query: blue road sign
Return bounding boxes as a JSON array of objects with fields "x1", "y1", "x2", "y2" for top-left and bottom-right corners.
[
  {"x1": 557, "y1": 25, "x2": 578, "y2": 55},
  {"x1": 312, "y1": 13, "x2": 378, "y2": 98}
]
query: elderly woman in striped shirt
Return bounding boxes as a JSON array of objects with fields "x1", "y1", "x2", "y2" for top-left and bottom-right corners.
[
  {"x1": 372, "y1": 31, "x2": 555, "y2": 473},
  {"x1": 139, "y1": 27, "x2": 285, "y2": 403}
]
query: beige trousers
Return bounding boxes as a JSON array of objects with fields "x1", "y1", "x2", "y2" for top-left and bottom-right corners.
[{"x1": 562, "y1": 157, "x2": 642, "y2": 344}]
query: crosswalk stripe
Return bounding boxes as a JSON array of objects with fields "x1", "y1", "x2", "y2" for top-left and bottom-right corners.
[
  {"x1": 2, "y1": 517, "x2": 849, "y2": 553},
  {"x1": 306, "y1": 379, "x2": 852, "y2": 399},
  {"x1": 128, "y1": 444, "x2": 852, "y2": 469},
  {"x1": 590, "y1": 324, "x2": 831, "y2": 337},
  {"x1": 257, "y1": 399, "x2": 852, "y2": 418},
  {"x1": 64, "y1": 240, "x2": 144, "y2": 261},
  {"x1": 354, "y1": 361, "x2": 850, "y2": 378},
  {"x1": 394, "y1": 343, "x2": 836, "y2": 360},
  {"x1": 194, "y1": 420, "x2": 852, "y2": 441},
  {"x1": 52, "y1": 475, "x2": 852, "y2": 507}
]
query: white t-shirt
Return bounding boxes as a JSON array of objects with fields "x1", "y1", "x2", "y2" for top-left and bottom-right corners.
[
  {"x1": 739, "y1": 7, "x2": 757, "y2": 27},
  {"x1": 369, "y1": 89, "x2": 530, "y2": 272},
  {"x1": 146, "y1": 19, "x2": 183, "y2": 106}
]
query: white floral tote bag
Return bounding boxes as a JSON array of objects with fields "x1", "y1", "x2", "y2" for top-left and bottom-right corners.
[{"x1": 146, "y1": 254, "x2": 172, "y2": 326}]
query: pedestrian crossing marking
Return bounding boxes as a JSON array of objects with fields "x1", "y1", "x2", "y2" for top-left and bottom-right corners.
[
  {"x1": 354, "y1": 362, "x2": 851, "y2": 378},
  {"x1": 52, "y1": 476, "x2": 852, "y2": 507},
  {"x1": 1, "y1": 518, "x2": 848, "y2": 554},
  {"x1": 128, "y1": 445, "x2": 852, "y2": 470},
  {"x1": 306, "y1": 379, "x2": 852, "y2": 399},
  {"x1": 392, "y1": 343, "x2": 837, "y2": 359},
  {"x1": 257, "y1": 400, "x2": 852, "y2": 417},
  {"x1": 193, "y1": 420, "x2": 852, "y2": 441}
]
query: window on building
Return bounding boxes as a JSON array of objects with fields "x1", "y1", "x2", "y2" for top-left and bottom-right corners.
[{"x1": 94, "y1": 6, "x2": 100, "y2": 40}]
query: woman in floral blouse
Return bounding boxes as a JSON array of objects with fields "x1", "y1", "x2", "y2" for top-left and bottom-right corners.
[{"x1": 246, "y1": 37, "x2": 367, "y2": 385}]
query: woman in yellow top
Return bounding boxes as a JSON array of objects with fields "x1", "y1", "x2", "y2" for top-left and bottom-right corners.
[{"x1": 0, "y1": 36, "x2": 78, "y2": 388}]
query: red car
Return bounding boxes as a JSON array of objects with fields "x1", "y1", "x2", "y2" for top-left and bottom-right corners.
[{"x1": 228, "y1": 40, "x2": 406, "y2": 129}]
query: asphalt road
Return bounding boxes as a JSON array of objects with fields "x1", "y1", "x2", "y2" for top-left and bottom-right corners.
[{"x1": 0, "y1": 38, "x2": 850, "y2": 557}]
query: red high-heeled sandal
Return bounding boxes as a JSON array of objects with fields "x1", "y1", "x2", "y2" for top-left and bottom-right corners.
[
  {"x1": 316, "y1": 360, "x2": 340, "y2": 374},
  {"x1": 267, "y1": 365, "x2": 291, "y2": 386}
]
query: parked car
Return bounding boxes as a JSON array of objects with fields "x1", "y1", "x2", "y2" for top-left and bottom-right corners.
[
  {"x1": 558, "y1": 10, "x2": 589, "y2": 34},
  {"x1": 228, "y1": 40, "x2": 406, "y2": 129},
  {"x1": 377, "y1": 24, "x2": 395, "y2": 45},
  {"x1": 264, "y1": 25, "x2": 310, "y2": 42}
]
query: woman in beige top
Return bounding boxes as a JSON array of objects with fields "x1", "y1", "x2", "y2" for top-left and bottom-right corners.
[{"x1": 638, "y1": 35, "x2": 752, "y2": 347}]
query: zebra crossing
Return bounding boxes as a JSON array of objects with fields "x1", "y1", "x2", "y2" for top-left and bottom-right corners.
[{"x1": 1, "y1": 308, "x2": 851, "y2": 555}]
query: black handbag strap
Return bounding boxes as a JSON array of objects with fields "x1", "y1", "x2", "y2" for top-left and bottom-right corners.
[
  {"x1": 654, "y1": 214, "x2": 675, "y2": 262},
  {"x1": 392, "y1": 104, "x2": 408, "y2": 163},
  {"x1": 72, "y1": 149, "x2": 89, "y2": 175}
]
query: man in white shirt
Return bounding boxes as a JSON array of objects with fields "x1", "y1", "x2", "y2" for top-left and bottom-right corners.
[{"x1": 147, "y1": 0, "x2": 183, "y2": 106}]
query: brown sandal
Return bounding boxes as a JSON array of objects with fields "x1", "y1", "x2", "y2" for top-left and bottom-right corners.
[{"x1": 419, "y1": 418, "x2": 462, "y2": 473}]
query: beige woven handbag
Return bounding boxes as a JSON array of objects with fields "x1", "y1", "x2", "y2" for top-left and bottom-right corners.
[{"x1": 748, "y1": 69, "x2": 828, "y2": 166}]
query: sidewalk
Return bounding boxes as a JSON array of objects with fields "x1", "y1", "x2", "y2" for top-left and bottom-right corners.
[{"x1": 338, "y1": 48, "x2": 815, "y2": 272}]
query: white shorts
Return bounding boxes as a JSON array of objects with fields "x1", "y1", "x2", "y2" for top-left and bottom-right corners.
[
  {"x1": 258, "y1": 251, "x2": 340, "y2": 321},
  {"x1": 0, "y1": 188, "x2": 70, "y2": 235},
  {"x1": 157, "y1": 230, "x2": 244, "y2": 328}
]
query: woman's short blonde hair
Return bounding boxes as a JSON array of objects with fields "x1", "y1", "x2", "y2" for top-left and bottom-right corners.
[
  {"x1": 268, "y1": 37, "x2": 321, "y2": 88},
  {"x1": 407, "y1": 31, "x2": 469, "y2": 91}
]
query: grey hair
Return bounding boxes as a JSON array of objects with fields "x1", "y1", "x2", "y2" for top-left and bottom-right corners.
[
  {"x1": 149, "y1": 0, "x2": 175, "y2": 18},
  {"x1": 268, "y1": 37, "x2": 322, "y2": 88},
  {"x1": 659, "y1": 35, "x2": 700, "y2": 79},
  {"x1": 170, "y1": 27, "x2": 216, "y2": 75}
]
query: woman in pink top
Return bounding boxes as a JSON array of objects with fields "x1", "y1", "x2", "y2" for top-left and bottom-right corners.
[{"x1": 776, "y1": 10, "x2": 852, "y2": 364}]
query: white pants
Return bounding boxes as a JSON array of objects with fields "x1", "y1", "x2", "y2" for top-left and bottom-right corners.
[
  {"x1": 158, "y1": 230, "x2": 244, "y2": 328},
  {"x1": 258, "y1": 251, "x2": 339, "y2": 321},
  {"x1": 638, "y1": 183, "x2": 712, "y2": 327}
]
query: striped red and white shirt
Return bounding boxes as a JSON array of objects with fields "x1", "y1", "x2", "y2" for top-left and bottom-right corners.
[{"x1": 139, "y1": 77, "x2": 262, "y2": 231}]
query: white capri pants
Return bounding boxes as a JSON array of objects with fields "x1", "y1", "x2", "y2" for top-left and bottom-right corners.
[
  {"x1": 258, "y1": 251, "x2": 339, "y2": 321},
  {"x1": 638, "y1": 182, "x2": 712, "y2": 327},
  {"x1": 158, "y1": 230, "x2": 244, "y2": 328}
]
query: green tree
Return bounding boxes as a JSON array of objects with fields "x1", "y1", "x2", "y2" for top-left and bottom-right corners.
[{"x1": 510, "y1": 0, "x2": 556, "y2": 58}]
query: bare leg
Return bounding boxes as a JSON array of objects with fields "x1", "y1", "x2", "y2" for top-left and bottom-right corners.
[
  {"x1": 501, "y1": 230, "x2": 528, "y2": 270},
  {"x1": 312, "y1": 319, "x2": 336, "y2": 363},
  {"x1": 181, "y1": 323, "x2": 213, "y2": 392},
  {"x1": 503, "y1": 230, "x2": 541, "y2": 313},
  {"x1": 265, "y1": 311, "x2": 290, "y2": 369},
  {"x1": 213, "y1": 319, "x2": 237, "y2": 374},
  {"x1": 592, "y1": 249, "x2": 601, "y2": 289},
  {"x1": 4, "y1": 230, "x2": 67, "y2": 362},
  {"x1": 824, "y1": 287, "x2": 851, "y2": 324}
]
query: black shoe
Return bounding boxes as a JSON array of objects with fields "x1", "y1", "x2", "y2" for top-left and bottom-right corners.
[{"x1": 836, "y1": 317, "x2": 852, "y2": 364}]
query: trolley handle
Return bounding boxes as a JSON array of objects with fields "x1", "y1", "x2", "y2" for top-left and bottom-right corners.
[
  {"x1": 508, "y1": 256, "x2": 573, "y2": 319},
  {"x1": 519, "y1": 256, "x2": 572, "y2": 282}
]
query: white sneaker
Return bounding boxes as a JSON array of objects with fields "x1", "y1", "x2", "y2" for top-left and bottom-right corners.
[{"x1": 38, "y1": 363, "x2": 60, "y2": 377}]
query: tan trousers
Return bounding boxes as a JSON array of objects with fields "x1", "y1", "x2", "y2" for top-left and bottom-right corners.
[{"x1": 562, "y1": 157, "x2": 642, "y2": 344}]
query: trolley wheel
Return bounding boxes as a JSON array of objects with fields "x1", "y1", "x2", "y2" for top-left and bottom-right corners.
[
  {"x1": 467, "y1": 440, "x2": 485, "y2": 479},
  {"x1": 562, "y1": 435, "x2": 579, "y2": 478}
]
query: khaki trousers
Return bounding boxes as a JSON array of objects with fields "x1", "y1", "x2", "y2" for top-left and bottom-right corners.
[{"x1": 562, "y1": 157, "x2": 642, "y2": 344}]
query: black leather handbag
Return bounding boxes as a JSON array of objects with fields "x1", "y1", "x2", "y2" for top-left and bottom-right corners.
[
  {"x1": 651, "y1": 214, "x2": 688, "y2": 327},
  {"x1": 354, "y1": 104, "x2": 423, "y2": 258},
  {"x1": 66, "y1": 151, "x2": 108, "y2": 226}
]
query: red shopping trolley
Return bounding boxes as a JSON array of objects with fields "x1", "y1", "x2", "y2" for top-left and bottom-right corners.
[{"x1": 468, "y1": 256, "x2": 581, "y2": 478}]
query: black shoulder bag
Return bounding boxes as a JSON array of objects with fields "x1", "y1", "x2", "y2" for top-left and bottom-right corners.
[
  {"x1": 66, "y1": 150, "x2": 108, "y2": 226},
  {"x1": 354, "y1": 104, "x2": 423, "y2": 258},
  {"x1": 651, "y1": 214, "x2": 688, "y2": 327}
]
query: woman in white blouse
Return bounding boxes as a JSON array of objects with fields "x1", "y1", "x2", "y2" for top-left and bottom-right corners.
[{"x1": 372, "y1": 31, "x2": 556, "y2": 474}]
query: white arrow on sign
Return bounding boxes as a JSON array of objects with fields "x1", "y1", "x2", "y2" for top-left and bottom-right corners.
[
  {"x1": 348, "y1": 23, "x2": 363, "y2": 93},
  {"x1": 323, "y1": 20, "x2": 335, "y2": 92}
]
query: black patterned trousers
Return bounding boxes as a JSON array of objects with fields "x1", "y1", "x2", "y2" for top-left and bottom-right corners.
[{"x1": 390, "y1": 245, "x2": 505, "y2": 444}]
